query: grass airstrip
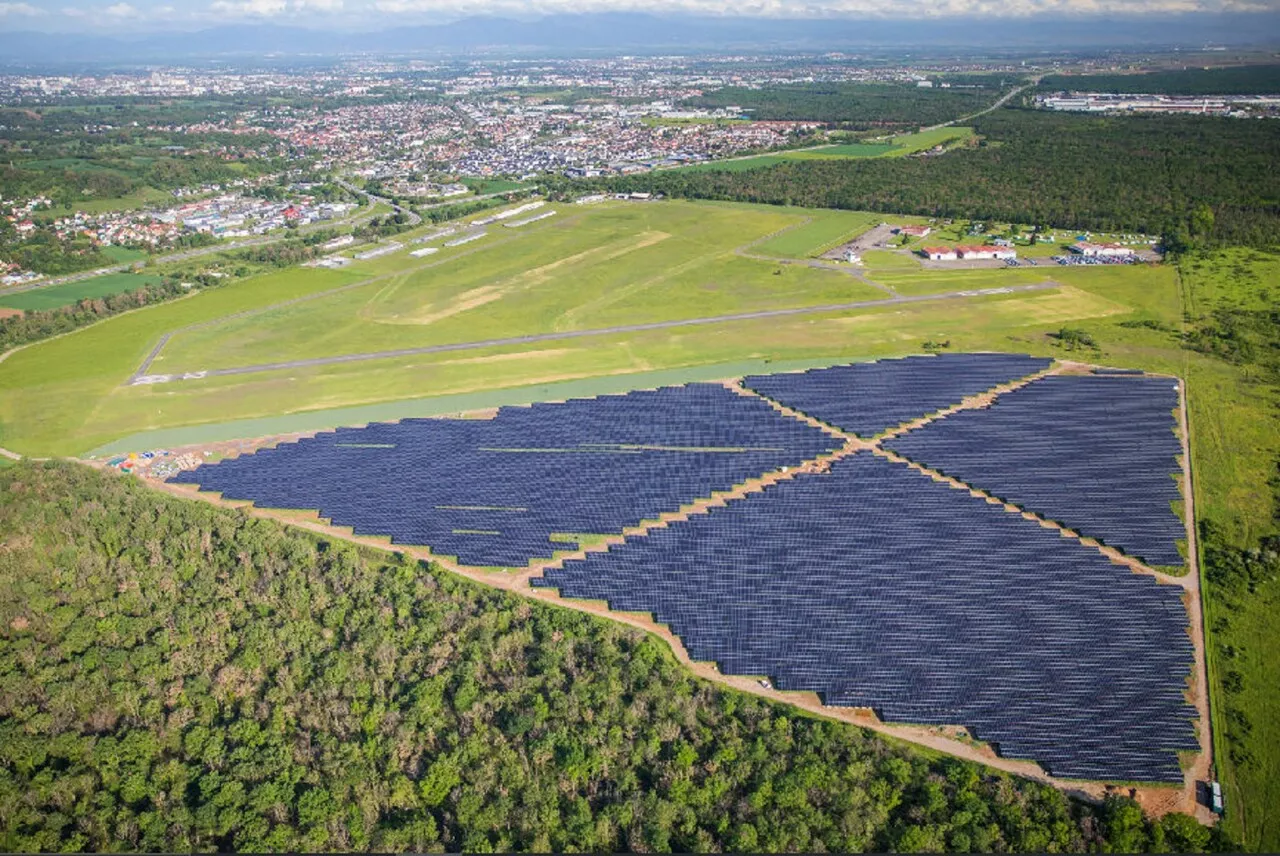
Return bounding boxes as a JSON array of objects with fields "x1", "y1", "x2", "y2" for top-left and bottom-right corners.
[{"x1": 0, "y1": 198, "x2": 1192, "y2": 460}]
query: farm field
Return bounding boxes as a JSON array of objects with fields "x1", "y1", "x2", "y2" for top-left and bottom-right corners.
[{"x1": 0, "y1": 272, "x2": 165, "y2": 311}]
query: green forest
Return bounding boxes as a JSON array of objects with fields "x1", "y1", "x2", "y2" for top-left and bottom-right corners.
[
  {"x1": 0, "y1": 462, "x2": 1230, "y2": 853},
  {"x1": 681, "y1": 82, "x2": 1007, "y2": 129},
  {"x1": 1040, "y1": 64, "x2": 1280, "y2": 95},
  {"x1": 574, "y1": 108, "x2": 1280, "y2": 248}
]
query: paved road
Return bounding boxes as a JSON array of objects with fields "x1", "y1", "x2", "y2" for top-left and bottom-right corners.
[
  {"x1": 916, "y1": 80, "x2": 1037, "y2": 134},
  {"x1": 335, "y1": 178, "x2": 422, "y2": 226},
  {"x1": 129, "y1": 282, "x2": 1055, "y2": 386}
]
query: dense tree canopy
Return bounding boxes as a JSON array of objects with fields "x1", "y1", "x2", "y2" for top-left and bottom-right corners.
[
  {"x1": 1039, "y1": 64, "x2": 1280, "y2": 96},
  {"x1": 0, "y1": 462, "x2": 1227, "y2": 852},
  {"x1": 682, "y1": 82, "x2": 1005, "y2": 130},
  {"x1": 569, "y1": 108, "x2": 1280, "y2": 248}
]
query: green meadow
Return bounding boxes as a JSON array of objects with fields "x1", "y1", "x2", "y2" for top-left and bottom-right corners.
[
  {"x1": 750, "y1": 209, "x2": 888, "y2": 257},
  {"x1": 0, "y1": 272, "x2": 166, "y2": 312},
  {"x1": 671, "y1": 126, "x2": 976, "y2": 174},
  {"x1": 1177, "y1": 249, "x2": 1280, "y2": 851}
]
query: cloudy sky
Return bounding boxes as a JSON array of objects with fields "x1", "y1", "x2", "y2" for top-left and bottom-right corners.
[{"x1": 1, "y1": 0, "x2": 1275, "y2": 30}]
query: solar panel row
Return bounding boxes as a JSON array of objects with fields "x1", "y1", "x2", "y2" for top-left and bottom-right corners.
[
  {"x1": 535, "y1": 453, "x2": 1197, "y2": 783},
  {"x1": 743, "y1": 352, "x2": 1054, "y2": 438},
  {"x1": 885, "y1": 375, "x2": 1185, "y2": 567},
  {"x1": 171, "y1": 383, "x2": 840, "y2": 566}
]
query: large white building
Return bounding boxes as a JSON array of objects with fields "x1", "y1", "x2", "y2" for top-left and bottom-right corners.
[
  {"x1": 1070, "y1": 241, "x2": 1135, "y2": 258},
  {"x1": 956, "y1": 245, "x2": 1017, "y2": 260}
]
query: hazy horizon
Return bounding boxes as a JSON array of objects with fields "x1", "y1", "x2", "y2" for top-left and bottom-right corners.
[{"x1": 2, "y1": 0, "x2": 1279, "y2": 34}]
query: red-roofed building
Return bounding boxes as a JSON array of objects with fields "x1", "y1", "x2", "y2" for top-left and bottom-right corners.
[
  {"x1": 922, "y1": 246, "x2": 958, "y2": 261},
  {"x1": 897, "y1": 225, "x2": 932, "y2": 238}
]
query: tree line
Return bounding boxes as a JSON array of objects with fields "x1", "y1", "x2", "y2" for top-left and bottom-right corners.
[
  {"x1": 0, "y1": 277, "x2": 196, "y2": 352},
  {"x1": 0, "y1": 461, "x2": 1231, "y2": 853}
]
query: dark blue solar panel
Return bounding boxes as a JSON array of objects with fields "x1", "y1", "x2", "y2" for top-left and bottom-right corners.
[
  {"x1": 885, "y1": 375, "x2": 1185, "y2": 567},
  {"x1": 171, "y1": 383, "x2": 839, "y2": 565},
  {"x1": 743, "y1": 352, "x2": 1052, "y2": 437},
  {"x1": 536, "y1": 453, "x2": 1196, "y2": 783}
]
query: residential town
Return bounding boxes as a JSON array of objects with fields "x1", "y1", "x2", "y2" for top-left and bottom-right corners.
[{"x1": 2, "y1": 185, "x2": 356, "y2": 285}]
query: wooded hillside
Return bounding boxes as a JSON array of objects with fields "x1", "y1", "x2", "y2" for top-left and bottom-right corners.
[{"x1": 0, "y1": 462, "x2": 1230, "y2": 852}]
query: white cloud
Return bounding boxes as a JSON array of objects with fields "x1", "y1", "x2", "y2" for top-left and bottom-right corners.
[
  {"x1": 209, "y1": 0, "x2": 288, "y2": 15},
  {"x1": 372, "y1": 0, "x2": 1277, "y2": 12},
  {"x1": 104, "y1": 2, "x2": 141, "y2": 15},
  {"x1": 0, "y1": 1, "x2": 41, "y2": 15},
  {"x1": 206, "y1": 0, "x2": 345, "y2": 14}
]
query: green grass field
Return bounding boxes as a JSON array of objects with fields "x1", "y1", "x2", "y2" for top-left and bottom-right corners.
[
  {"x1": 1176, "y1": 248, "x2": 1280, "y2": 852},
  {"x1": 751, "y1": 209, "x2": 887, "y2": 257},
  {"x1": 873, "y1": 267, "x2": 1056, "y2": 296},
  {"x1": 71, "y1": 186, "x2": 177, "y2": 214},
  {"x1": 676, "y1": 155, "x2": 792, "y2": 172},
  {"x1": 0, "y1": 199, "x2": 1182, "y2": 460},
  {"x1": 0, "y1": 273, "x2": 165, "y2": 312},
  {"x1": 100, "y1": 245, "x2": 149, "y2": 264},
  {"x1": 672, "y1": 127, "x2": 976, "y2": 174},
  {"x1": 784, "y1": 143, "x2": 898, "y2": 158},
  {"x1": 461, "y1": 177, "x2": 529, "y2": 195},
  {"x1": 878, "y1": 126, "x2": 977, "y2": 156}
]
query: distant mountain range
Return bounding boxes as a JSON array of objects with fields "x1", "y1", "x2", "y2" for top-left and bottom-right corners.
[{"x1": 3, "y1": 12, "x2": 1279, "y2": 65}]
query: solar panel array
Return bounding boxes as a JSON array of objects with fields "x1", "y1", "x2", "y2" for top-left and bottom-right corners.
[
  {"x1": 743, "y1": 353, "x2": 1053, "y2": 437},
  {"x1": 886, "y1": 375, "x2": 1185, "y2": 567},
  {"x1": 535, "y1": 453, "x2": 1197, "y2": 783},
  {"x1": 170, "y1": 384, "x2": 839, "y2": 566}
]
